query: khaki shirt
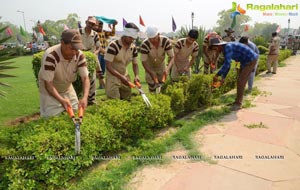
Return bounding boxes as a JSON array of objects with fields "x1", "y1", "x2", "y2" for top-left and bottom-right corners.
[
  {"x1": 269, "y1": 36, "x2": 280, "y2": 55},
  {"x1": 202, "y1": 36, "x2": 220, "y2": 63},
  {"x1": 38, "y1": 44, "x2": 88, "y2": 117},
  {"x1": 140, "y1": 35, "x2": 174, "y2": 72},
  {"x1": 80, "y1": 28, "x2": 100, "y2": 52},
  {"x1": 105, "y1": 39, "x2": 138, "y2": 76},
  {"x1": 140, "y1": 35, "x2": 174, "y2": 83},
  {"x1": 174, "y1": 38, "x2": 199, "y2": 70}
]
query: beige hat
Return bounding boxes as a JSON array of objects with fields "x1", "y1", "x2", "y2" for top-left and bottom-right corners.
[
  {"x1": 87, "y1": 16, "x2": 97, "y2": 24},
  {"x1": 61, "y1": 29, "x2": 84, "y2": 50}
]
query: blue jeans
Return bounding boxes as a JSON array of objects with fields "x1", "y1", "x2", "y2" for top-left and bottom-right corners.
[
  {"x1": 98, "y1": 54, "x2": 106, "y2": 74},
  {"x1": 247, "y1": 61, "x2": 258, "y2": 91}
]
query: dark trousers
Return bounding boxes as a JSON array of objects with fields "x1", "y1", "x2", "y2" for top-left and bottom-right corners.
[{"x1": 235, "y1": 60, "x2": 257, "y2": 106}]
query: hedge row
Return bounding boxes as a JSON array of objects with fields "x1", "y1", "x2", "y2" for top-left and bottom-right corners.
[
  {"x1": 0, "y1": 94, "x2": 173, "y2": 190},
  {"x1": 0, "y1": 49, "x2": 291, "y2": 189}
]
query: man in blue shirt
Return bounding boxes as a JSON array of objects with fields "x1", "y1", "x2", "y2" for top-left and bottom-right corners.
[{"x1": 211, "y1": 38, "x2": 259, "y2": 111}]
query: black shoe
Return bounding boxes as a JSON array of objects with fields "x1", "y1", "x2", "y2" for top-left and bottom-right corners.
[
  {"x1": 230, "y1": 104, "x2": 241, "y2": 111},
  {"x1": 272, "y1": 72, "x2": 276, "y2": 74},
  {"x1": 266, "y1": 71, "x2": 271, "y2": 74},
  {"x1": 226, "y1": 102, "x2": 235, "y2": 106}
]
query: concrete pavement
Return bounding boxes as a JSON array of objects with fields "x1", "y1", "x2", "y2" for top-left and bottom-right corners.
[{"x1": 128, "y1": 54, "x2": 300, "y2": 190}]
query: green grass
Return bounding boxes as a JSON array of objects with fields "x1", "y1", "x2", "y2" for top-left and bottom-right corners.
[
  {"x1": 244, "y1": 122, "x2": 268, "y2": 129},
  {"x1": 68, "y1": 106, "x2": 229, "y2": 190},
  {"x1": 0, "y1": 56, "x2": 39, "y2": 126}
]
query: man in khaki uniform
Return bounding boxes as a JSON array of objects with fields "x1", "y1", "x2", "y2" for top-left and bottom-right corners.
[
  {"x1": 222, "y1": 28, "x2": 236, "y2": 42},
  {"x1": 38, "y1": 29, "x2": 90, "y2": 117},
  {"x1": 202, "y1": 31, "x2": 222, "y2": 74},
  {"x1": 104, "y1": 23, "x2": 140, "y2": 99},
  {"x1": 266, "y1": 32, "x2": 280, "y2": 74},
  {"x1": 171, "y1": 29, "x2": 199, "y2": 81},
  {"x1": 140, "y1": 26, "x2": 174, "y2": 92},
  {"x1": 80, "y1": 16, "x2": 101, "y2": 105}
]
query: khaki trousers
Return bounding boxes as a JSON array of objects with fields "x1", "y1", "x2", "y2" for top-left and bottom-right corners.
[{"x1": 267, "y1": 54, "x2": 279, "y2": 73}]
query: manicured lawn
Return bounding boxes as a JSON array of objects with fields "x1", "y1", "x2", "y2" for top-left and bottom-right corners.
[{"x1": 0, "y1": 56, "x2": 40, "y2": 126}]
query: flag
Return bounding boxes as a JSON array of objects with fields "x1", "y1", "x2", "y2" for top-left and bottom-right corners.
[
  {"x1": 94, "y1": 16, "x2": 117, "y2": 24},
  {"x1": 64, "y1": 24, "x2": 69, "y2": 31},
  {"x1": 20, "y1": 26, "x2": 26, "y2": 37},
  {"x1": 123, "y1": 18, "x2": 128, "y2": 28},
  {"x1": 78, "y1": 21, "x2": 82, "y2": 29},
  {"x1": 276, "y1": 25, "x2": 281, "y2": 33},
  {"x1": 244, "y1": 24, "x2": 249, "y2": 32},
  {"x1": 37, "y1": 20, "x2": 46, "y2": 36},
  {"x1": 39, "y1": 26, "x2": 46, "y2": 36},
  {"x1": 139, "y1": 15, "x2": 145, "y2": 27},
  {"x1": 172, "y1": 16, "x2": 177, "y2": 32},
  {"x1": 231, "y1": 16, "x2": 237, "y2": 28},
  {"x1": 6, "y1": 27, "x2": 13, "y2": 36}
]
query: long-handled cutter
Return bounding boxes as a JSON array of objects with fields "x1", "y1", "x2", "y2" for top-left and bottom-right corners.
[
  {"x1": 129, "y1": 81, "x2": 152, "y2": 107},
  {"x1": 67, "y1": 106, "x2": 83, "y2": 155}
]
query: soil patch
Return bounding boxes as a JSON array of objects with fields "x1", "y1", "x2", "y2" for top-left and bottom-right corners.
[{"x1": 7, "y1": 112, "x2": 40, "y2": 126}]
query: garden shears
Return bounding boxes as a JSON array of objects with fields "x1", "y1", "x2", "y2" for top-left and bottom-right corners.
[
  {"x1": 129, "y1": 81, "x2": 152, "y2": 107},
  {"x1": 67, "y1": 106, "x2": 84, "y2": 155},
  {"x1": 155, "y1": 72, "x2": 167, "y2": 94}
]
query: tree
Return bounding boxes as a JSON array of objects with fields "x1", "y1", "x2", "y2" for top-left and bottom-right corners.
[
  {"x1": 0, "y1": 25, "x2": 16, "y2": 97},
  {"x1": 0, "y1": 21, "x2": 31, "y2": 43},
  {"x1": 251, "y1": 22, "x2": 277, "y2": 42},
  {"x1": 214, "y1": 9, "x2": 251, "y2": 37},
  {"x1": 37, "y1": 13, "x2": 80, "y2": 46}
]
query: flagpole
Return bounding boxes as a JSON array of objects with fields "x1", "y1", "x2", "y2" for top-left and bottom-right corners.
[
  {"x1": 191, "y1": 12, "x2": 194, "y2": 29},
  {"x1": 17, "y1": 10, "x2": 27, "y2": 32}
]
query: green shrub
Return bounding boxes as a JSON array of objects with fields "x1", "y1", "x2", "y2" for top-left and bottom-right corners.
[
  {"x1": 256, "y1": 49, "x2": 291, "y2": 74},
  {"x1": 164, "y1": 77, "x2": 189, "y2": 115},
  {"x1": 253, "y1": 36, "x2": 268, "y2": 47},
  {"x1": 0, "y1": 94, "x2": 173, "y2": 189},
  {"x1": 256, "y1": 54, "x2": 267, "y2": 74},
  {"x1": 257, "y1": 45, "x2": 269, "y2": 55},
  {"x1": 278, "y1": 49, "x2": 292, "y2": 61}
]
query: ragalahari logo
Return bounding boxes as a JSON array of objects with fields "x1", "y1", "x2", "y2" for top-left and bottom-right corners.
[{"x1": 231, "y1": 2, "x2": 246, "y2": 28}]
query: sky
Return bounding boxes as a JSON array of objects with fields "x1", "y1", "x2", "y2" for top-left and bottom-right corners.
[{"x1": 1, "y1": 0, "x2": 300, "y2": 33}]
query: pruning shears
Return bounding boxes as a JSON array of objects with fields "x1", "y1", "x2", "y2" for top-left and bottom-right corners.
[
  {"x1": 129, "y1": 81, "x2": 152, "y2": 107},
  {"x1": 155, "y1": 72, "x2": 167, "y2": 94},
  {"x1": 67, "y1": 106, "x2": 84, "y2": 155}
]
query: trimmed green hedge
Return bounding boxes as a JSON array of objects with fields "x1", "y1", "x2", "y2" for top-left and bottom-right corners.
[
  {"x1": 164, "y1": 49, "x2": 291, "y2": 116},
  {"x1": 0, "y1": 94, "x2": 173, "y2": 190}
]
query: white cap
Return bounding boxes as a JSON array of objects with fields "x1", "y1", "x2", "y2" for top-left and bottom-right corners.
[
  {"x1": 122, "y1": 27, "x2": 139, "y2": 39},
  {"x1": 146, "y1": 26, "x2": 159, "y2": 38}
]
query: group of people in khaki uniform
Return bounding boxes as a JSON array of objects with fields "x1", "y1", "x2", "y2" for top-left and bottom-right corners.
[
  {"x1": 38, "y1": 15, "x2": 282, "y2": 117},
  {"x1": 38, "y1": 19, "x2": 200, "y2": 117}
]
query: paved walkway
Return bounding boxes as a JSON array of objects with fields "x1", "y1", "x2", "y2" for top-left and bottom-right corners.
[{"x1": 128, "y1": 54, "x2": 300, "y2": 190}]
